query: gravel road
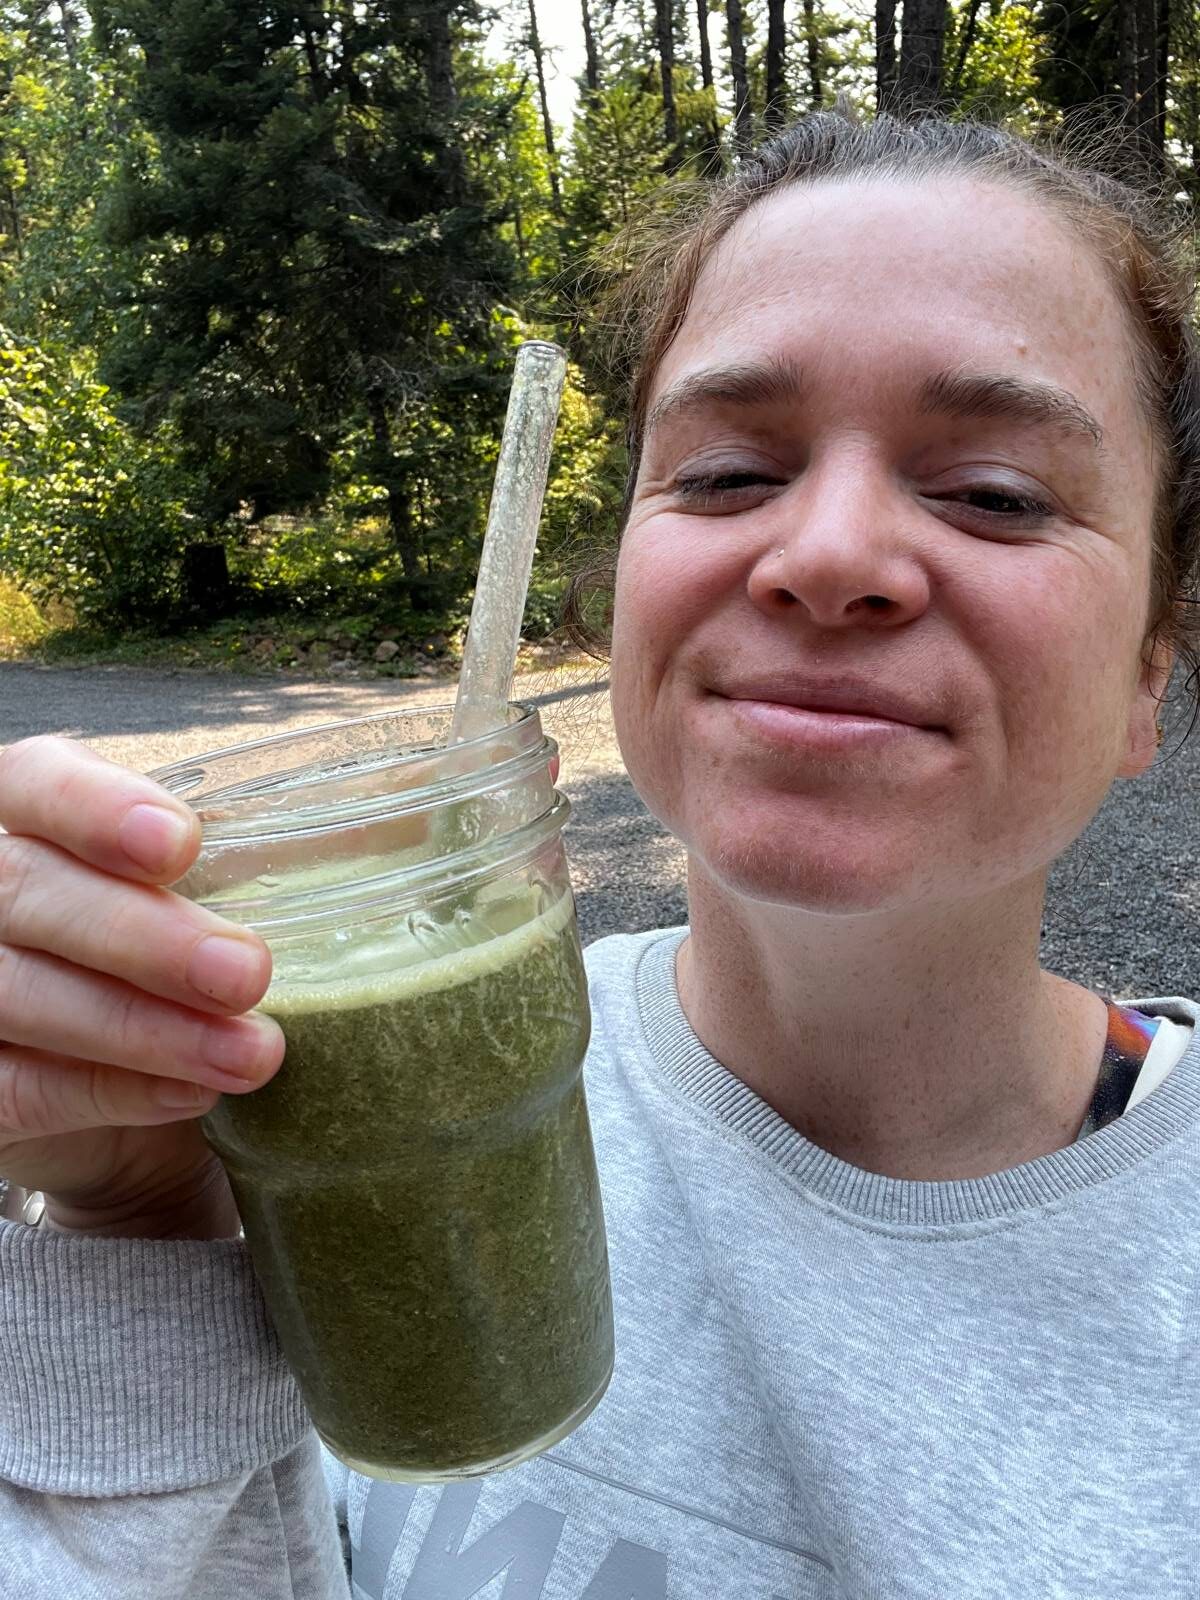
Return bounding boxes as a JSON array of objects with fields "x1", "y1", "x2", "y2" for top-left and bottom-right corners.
[{"x1": 2, "y1": 660, "x2": 1196, "y2": 999}]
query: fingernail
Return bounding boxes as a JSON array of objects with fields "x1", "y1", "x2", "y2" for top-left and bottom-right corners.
[
  {"x1": 188, "y1": 934, "x2": 263, "y2": 1011},
  {"x1": 119, "y1": 803, "x2": 193, "y2": 875},
  {"x1": 202, "y1": 1016, "x2": 282, "y2": 1082},
  {"x1": 155, "y1": 1079, "x2": 216, "y2": 1110}
]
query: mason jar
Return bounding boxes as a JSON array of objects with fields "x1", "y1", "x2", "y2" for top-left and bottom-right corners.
[{"x1": 151, "y1": 702, "x2": 614, "y2": 1481}]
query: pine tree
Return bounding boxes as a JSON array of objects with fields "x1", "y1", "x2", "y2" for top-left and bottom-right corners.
[{"x1": 96, "y1": 1, "x2": 516, "y2": 592}]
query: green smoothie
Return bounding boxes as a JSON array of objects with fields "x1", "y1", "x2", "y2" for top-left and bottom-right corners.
[{"x1": 201, "y1": 885, "x2": 614, "y2": 1479}]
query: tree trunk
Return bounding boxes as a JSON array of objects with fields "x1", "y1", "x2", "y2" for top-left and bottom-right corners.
[
  {"x1": 526, "y1": 0, "x2": 564, "y2": 215},
  {"x1": 949, "y1": 0, "x2": 982, "y2": 95},
  {"x1": 693, "y1": 0, "x2": 723, "y2": 173},
  {"x1": 1118, "y1": 0, "x2": 1138, "y2": 111},
  {"x1": 726, "y1": 0, "x2": 753, "y2": 154},
  {"x1": 301, "y1": 24, "x2": 328, "y2": 101},
  {"x1": 696, "y1": 0, "x2": 714, "y2": 87},
  {"x1": 655, "y1": 0, "x2": 681, "y2": 165},
  {"x1": 370, "y1": 399, "x2": 420, "y2": 581},
  {"x1": 1135, "y1": 0, "x2": 1161, "y2": 156},
  {"x1": 765, "y1": 0, "x2": 786, "y2": 129},
  {"x1": 1118, "y1": 0, "x2": 1166, "y2": 168},
  {"x1": 1154, "y1": 0, "x2": 1169, "y2": 155},
  {"x1": 59, "y1": 2, "x2": 79, "y2": 69},
  {"x1": 420, "y1": 2, "x2": 467, "y2": 203},
  {"x1": 802, "y1": 0, "x2": 822, "y2": 108},
  {"x1": 581, "y1": 0, "x2": 600, "y2": 92},
  {"x1": 896, "y1": 0, "x2": 947, "y2": 114},
  {"x1": 875, "y1": 0, "x2": 898, "y2": 113}
]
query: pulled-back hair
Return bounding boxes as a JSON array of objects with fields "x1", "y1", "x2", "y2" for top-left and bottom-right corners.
[{"x1": 564, "y1": 97, "x2": 1200, "y2": 746}]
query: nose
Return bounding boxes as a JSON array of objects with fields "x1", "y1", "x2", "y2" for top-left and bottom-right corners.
[{"x1": 745, "y1": 452, "x2": 932, "y2": 630}]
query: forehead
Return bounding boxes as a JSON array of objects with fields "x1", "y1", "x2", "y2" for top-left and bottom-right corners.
[{"x1": 652, "y1": 176, "x2": 1149, "y2": 466}]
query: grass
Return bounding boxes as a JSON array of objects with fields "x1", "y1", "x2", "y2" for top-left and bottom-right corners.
[{"x1": 0, "y1": 576, "x2": 51, "y2": 658}]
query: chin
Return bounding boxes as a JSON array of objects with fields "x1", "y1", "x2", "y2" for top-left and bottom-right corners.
[{"x1": 695, "y1": 821, "x2": 927, "y2": 915}]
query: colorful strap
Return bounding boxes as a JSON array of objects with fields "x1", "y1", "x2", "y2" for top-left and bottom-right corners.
[{"x1": 1076, "y1": 998, "x2": 1162, "y2": 1139}]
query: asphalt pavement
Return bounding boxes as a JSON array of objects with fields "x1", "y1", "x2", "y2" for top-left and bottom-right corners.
[{"x1": 1, "y1": 660, "x2": 1196, "y2": 999}]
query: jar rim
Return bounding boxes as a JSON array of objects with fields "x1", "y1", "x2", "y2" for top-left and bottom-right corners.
[
  {"x1": 205, "y1": 791, "x2": 571, "y2": 934},
  {"x1": 151, "y1": 701, "x2": 567, "y2": 931},
  {"x1": 150, "y1": 701, "x2": 544, "y2": 843}
]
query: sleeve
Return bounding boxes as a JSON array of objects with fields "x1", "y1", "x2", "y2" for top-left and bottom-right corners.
[{"x1": 0, "y1": 1217, "x2": 351, "y2": 1600}]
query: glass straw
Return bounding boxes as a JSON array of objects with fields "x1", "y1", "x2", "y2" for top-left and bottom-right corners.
[{"x1": 449, "y1": 340, "x2": 569, "y2": 746}]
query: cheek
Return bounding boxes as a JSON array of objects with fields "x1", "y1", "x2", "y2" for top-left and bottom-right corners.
[
  {"x1": 966, "y1": 555, "x2": 1142, "y2": 840},
  {"x1": 615, "y1": 521, "x2": 728, "y2": 631},
  {"x1": 609, "y1": 542, "x2": 664, "y2": 782},
  {"x1": 609, "y1": 525, "x2": 716, "y2": 812}
]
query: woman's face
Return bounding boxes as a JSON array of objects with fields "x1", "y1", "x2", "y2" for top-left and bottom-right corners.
[{"x1": 609, "y1": 177, "x2": 1170, "y2": 913}]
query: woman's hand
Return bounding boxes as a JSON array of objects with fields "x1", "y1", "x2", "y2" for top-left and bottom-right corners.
[{"x1": 0, "y1": 736, "x2": 285, "y2": 1239}]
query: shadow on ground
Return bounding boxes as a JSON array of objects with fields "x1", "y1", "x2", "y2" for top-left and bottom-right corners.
[{"x1": 0, "y1": 662, "x2": 452, "y2": 744}]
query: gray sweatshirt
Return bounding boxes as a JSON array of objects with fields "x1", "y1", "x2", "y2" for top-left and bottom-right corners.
[{"x1": 2, "y1": 926, "x2": 1199, "y2": 1600}]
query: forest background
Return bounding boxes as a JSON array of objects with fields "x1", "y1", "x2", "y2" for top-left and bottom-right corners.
[{"x1": 0, "y1": 0, "x2": 1196, "y2": 677}]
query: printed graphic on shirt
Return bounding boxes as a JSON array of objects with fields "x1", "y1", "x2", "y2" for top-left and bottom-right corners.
[{"x1": 347, "y1": 1451, "x2": 837, "y2": 1600}]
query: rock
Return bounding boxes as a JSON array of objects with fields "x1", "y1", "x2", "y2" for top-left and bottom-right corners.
[
  {"x1": 422, "y1": 632, "x2": 448, "y2": 656},
  {"x1": 417, "y1": 661, "x2": 441, "y2": 677},
  {"x1": 377, "y1": 628, "x2": 400, "y2": 642},
  {"x1": 251, "y1": 637, "x2": 276, "y2": 659},
  {"x1": 328, "y1": 658, "x2": 354, "y2": 676},
  {"x1": 307, "y1": 641, "x2": 333, "y2": 665},
  {"x1": 374, "y1": 639, "x2": 401, "y2": 662}
]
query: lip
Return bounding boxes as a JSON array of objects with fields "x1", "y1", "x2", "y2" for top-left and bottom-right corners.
[
  {"x1": 724, "y1": 698, "x2": 930, "y2": 751},
  {"x1": 717, "y1": 673, "x2": 943, "y2": 730}
]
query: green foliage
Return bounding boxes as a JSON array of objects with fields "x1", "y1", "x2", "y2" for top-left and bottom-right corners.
[
  {"x1": 0, "y1": 331, "x2": 191, "y2": 623},
  {"x1": 0, "y1": 0, "x2": 1193, "y2": 664},
  {"x1": 950, "y1": 1, "x2": 1044, "y2": 129},
  {"x1": 0, "y1": 572, "x2": 47, "y2": 656},
  {"x1": 541, "y1": 365, "x2": 628, "y2": 559},
  {"x1": 464, "y1": 61, "x2": 562, "y2": 291},
  {"x1": 564, "y1": 81, "x2": 669, "y2": 246},
  {"x1": 96, "y1": 0, "x2": 518, "y2": 577},
  {"x1": 1033, "y1": 0, "x2": 1121, "y2": 114},
  {"x1": 228, "y1": 515, "x2": 400, "y2": 614}
]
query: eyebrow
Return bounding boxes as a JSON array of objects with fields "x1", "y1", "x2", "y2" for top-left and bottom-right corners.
[
  {"x1": 643, "y1": 357, "x2": 1107, "y2": 456},
  {"x1": 644, "y1": 358, "x2": 804, "y2": 437},
  {"x1": 919, "y1": 364, "x2": 1106, "y2": 453}
]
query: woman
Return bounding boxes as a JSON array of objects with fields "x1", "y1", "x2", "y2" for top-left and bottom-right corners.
[{"x1": 1, "y1": 103, "x2": 1198, "y2": 1598}]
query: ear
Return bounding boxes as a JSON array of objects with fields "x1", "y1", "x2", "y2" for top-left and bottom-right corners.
[{"x1": 1115, "y1": 633, "x2": 1175, "y2": 778}]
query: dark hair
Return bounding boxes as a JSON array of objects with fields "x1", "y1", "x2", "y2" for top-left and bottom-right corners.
[{"x1": 564, "y1": 98, "x2": 1200, "y2": 747}]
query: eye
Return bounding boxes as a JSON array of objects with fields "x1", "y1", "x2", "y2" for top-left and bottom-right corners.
[
  {"x1": 948, "y1": 485, "x2": 1053, "y2": 521},
  {"x1": 672, "y1": 471, "x2": 780, "y2": 507}
]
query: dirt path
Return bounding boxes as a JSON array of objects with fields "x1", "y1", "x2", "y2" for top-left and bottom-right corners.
[{"x1": 0, "y1": 660, "x2": 687, "y2": 944}]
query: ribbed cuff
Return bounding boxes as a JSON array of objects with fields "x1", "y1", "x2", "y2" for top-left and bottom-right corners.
[{"x1": 0, "y1": 1219, "x2": 311, "y2": 1496}]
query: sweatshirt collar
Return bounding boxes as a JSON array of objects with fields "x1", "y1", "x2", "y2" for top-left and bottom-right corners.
[{"x1": 634, "y1": 927, "x2": 1200, "y2": 1228}]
